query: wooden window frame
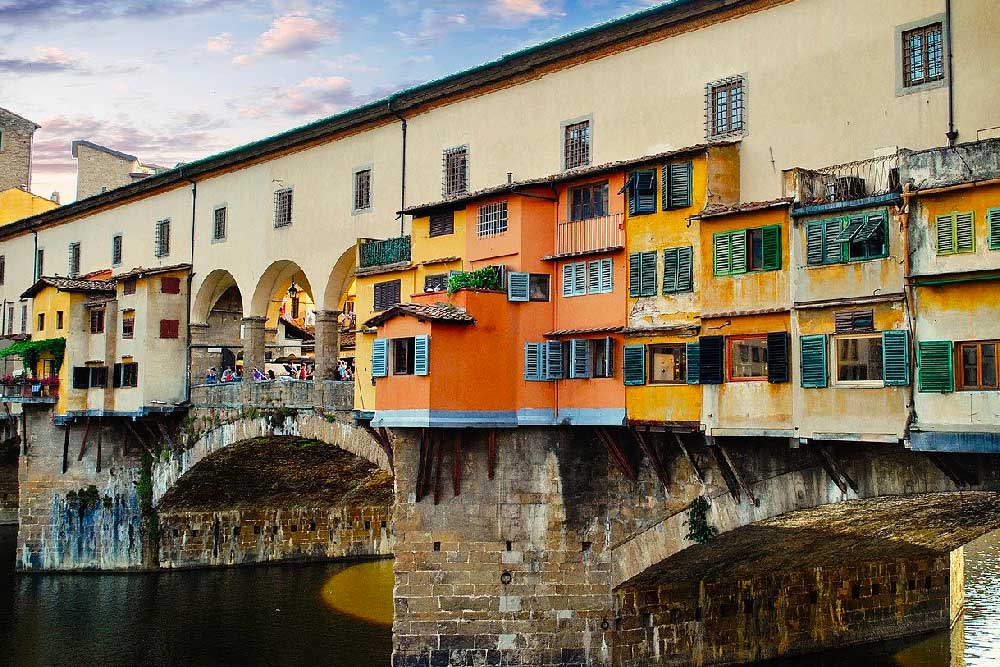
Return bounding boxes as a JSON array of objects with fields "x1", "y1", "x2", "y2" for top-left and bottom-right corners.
[
  {"x1": 563, "y1": 119, "x2": 591, "y2": 171},
  {"x1": 726, "y1": 334, "x2": 768, "y2": 382},
  {"x1": 428, "y1": 210, "x2": 455, "y2": 238},
  {"x1": 569, "y1": 181, "x2": 608, "y2": 222},
  {"x1": 902, "y1": 22, "x2": 944, "y2": 88},
  {"x1": 392, "y1": 337, "x2": 416, "y2": 376},
  {"x1": 957, "y1": 340, "x2": 999, "y2": 391},
  {"x1": 832, "y1": 332, "x2": 885, "y2": 388},
  {"x1": 528, "y1": 274, "x2": 550, "y2": 302},
  {"x1": 159, "y1": 319, "x2": 180, "y2": 339},
  {"x1": 160, "y1": 277, "x2": 181, "y2": 294},
  {"x1": 706, "y1": 75, "x2": 746, "y2": 139},
  {"x1": 90, "y1": 308, "x2": 105, "y2": 335},
  {"x1": 648, "y1": 343, "x2": 687, "y2": 385}
]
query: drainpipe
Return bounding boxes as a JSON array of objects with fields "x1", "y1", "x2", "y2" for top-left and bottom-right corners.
[
  {"x1": 32, "y1": 230, "x2": 38, "y2": 280},
  {"x1": 945, "y1": 0, "x2": 958, "y2": 146},
  {"x1": 388, "y1": 97, "x2": 407, "y2": 237},
  {"x1": 184, "y1": 175, "x2": 197, "y2": 403},
  {"x1": 900, "y1": 190, "x2": 918, "y2": 438}
]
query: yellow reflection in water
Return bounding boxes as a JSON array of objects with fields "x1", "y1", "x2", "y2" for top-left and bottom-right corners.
[{"x1": 322, "y1": 558, "x2": 394, "y2": 626}]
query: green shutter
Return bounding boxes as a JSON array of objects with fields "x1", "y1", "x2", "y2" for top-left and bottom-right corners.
[
  {"x1": 955, "y1": 211, "x2": 975, "y2": 253},
  {"x1": 507, "y1": 272, "x2": 530, "y2": 302},
  {"x1": 662, "y1": 248, "x2": 679, "y2": 293},
  {"x1": 675, "y1": 246, "x2": 693, "y2": 292},
  {"x1": 917, "y1": 340, "x2": 954, "y2": 393},
  {"x1": 414, "y1": 335, "x2": 430, "y2": 376},
  {"x1": 623, "y1": 345, "x2": 645, "y2": 386},
  {"x1": 664, "y1": 161, "x2": 693, "y2": 209},
  {"x1": 988, "y1": 208, "x2": 1000, "y2": 250},
  {"x1": 570, "y1": 339, "x2": 592, "y2": 379},
  {"x1": 599, "y1": 258, "x2": 613, "y2": 293},
  {"x1": 936, "y1": 214, "x2": 956, "y2": 255},
  {"x1": 372, "y1": 338, "x2": 388, "y2": 378},
  {"x1": 713, "y1": 233, "x2": 731, "y2": 276},
  {"x1": 761, "y1": 225, "x2": 782, "y2": 271},
  {"x1": 686, "y1": 342, "x2": 700, "y2": 384},
  {"x1": 799, "y1": 334, "x2": 828, "y2": 388},
  {"x1": 640, "y1": 251, "x2": 657, "y2": 297},
  {"x1": 806, "y1": 221, "x2": 824, "y2": 266},
  {"x1": 729, "y1": 231, "x2": 747, "y2": 275},
  {"x1": 824, "y1": 218, "x2": 845, "y2": 264},
  {"x1": 882, "y1": 329, "x2": 910, "y2": 386},
  {"x1": 628, "y1": 252, "x2": 641, "y2": 297}
]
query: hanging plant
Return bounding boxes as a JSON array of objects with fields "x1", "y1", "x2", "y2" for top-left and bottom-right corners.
[
  {"x1": 684, "y1": 495, "x2": 718, "y2": 545},
  {"x1": 447, "y1": 266, "x2": 503, "y2": 293},
  {"x1": 0, "y1": 337, "x2": 66, "y2": 376}
]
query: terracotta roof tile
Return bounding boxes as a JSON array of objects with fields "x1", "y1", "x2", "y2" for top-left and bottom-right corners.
[
  {"x1": 694, "y1": 198, "x2": 792, "y2": 219},
  {"x1": 21, "y1": 276, "x2": 116, "y2": 299},
  {"x1": 364, "y1": 302, "x2": 474, "y2": 327},
  {"x1": 113, "y1": 263, "x2": 191, "y2": 281},
  {"x1": 544, "y1": 326, "x2": 623, "y2": 337}
]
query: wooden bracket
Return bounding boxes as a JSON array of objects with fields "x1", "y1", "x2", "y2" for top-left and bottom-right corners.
[
  {"x1": 631, "y1": 428, "x2": 669, "y2": 491},
  {"x1": 673, "y1": 433, "x2": 705, "y2": 486},
  {"x1": 62, "y1": 425, "x2": 70, "y2": 474},
  {"x1": 924, "y1": 452, "x2": 978, "y2": 489},
  {"x1": 809, "y1": 442, "x2": 858, "y2": 495},
  {"x1": 96, "y1": 426, "x2": 103, "y2": 474},
  {"x1": 596, "y1": 427, "x2": 637, "y2": 481},
  {"x1": 433, "y1": 433, "x2": 444, "y2": 505},
  {"x1": 709, "y1": 438, "x2": 758, "y2": 506},
  {"x1": 363, "y1": 424, "x2": 394, "y2": 469},
  {"x1": 77, "y1": 418, "x2": 92, "y2": 461},
  {"x1": 451, "y1": 431, "x2": 462, "y2": 497},
  {"x1": 416, "y1": 429, "x2": 429, "y2": 501},
  {"x1": 488, "y1": 428, "x2": 497, "y2": 480}
]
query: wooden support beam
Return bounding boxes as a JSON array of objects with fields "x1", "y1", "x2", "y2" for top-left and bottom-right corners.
[
  {"x1": 488, "y1": 428, "x2": 497, "y2": 480},
  {"x1": 809, "y1": 443, "x2": 858, "y2": 495},
  {"x1": 709, "y1": 438, "x2": 758, "y2": 506},
  {"x1": 21, "y1": 413, "x2": 27, "y2": 456},
  {"x1": 415, "y1": 428, "x2": 429, "y2": 501},
  {"x1": 62, "y1": 425, "x2": 70, "y2": 474},
  {"x1": 123, "y1": 420, "x2": 155, "y2": 456},
  {"x1": 632, "y1": 428, "x2": 669, "y2": 491},
  {"x1": 77, "y1": 418, "x2": 92, "y2": 461},
  {"x1": 924, "y1": 452, "x2": 977, "y2": 489},
  {"x1": 673, "y1": 433, "x2": 704, "y2": 486},
  {"x1": 596, "y1": 427, "x2": 637, "y2": 481},
  {"x1": 452, "y1": 432, "x2": 462, "y2": 497},
  {"x1": 96, "y1": 426, "x2": 103, "y2": 474},
  {"x1": 433, "y1": 433, "x2": 444, "y2": 505},
  {"x1": 363, "y1": 424, "x2": 394, "y2": 469}
]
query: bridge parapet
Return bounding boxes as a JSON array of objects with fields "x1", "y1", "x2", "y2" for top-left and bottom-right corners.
[{"x1": 189, "y1": 379, "x2": 353, "y2": 412}]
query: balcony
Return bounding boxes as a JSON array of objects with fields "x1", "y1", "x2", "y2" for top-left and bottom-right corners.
[
  {"x1": 552, "y1": 213, "x2": 624, "y2": 258},
  {"x1": 1, "y1": 380, "x2": 59, "y2": 404},
  {"x1": 359, "y1": 235, "x2": 411, "y2": 269},
  {"x1": 785, "y1": 153, "x2": 902, "y2": 211}
]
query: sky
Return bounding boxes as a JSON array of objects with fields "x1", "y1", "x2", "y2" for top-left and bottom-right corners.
[{"x1": 0, "y1": 0, "x2": 664, "y2": 203}]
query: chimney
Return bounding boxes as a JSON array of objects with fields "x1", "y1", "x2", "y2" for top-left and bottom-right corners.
[
  {"x1": 50, "y1": 191, "x2": 60, "y2": 204},
  {"x1": 507, "y1": 172, "x2": 513, "y2": 184}
]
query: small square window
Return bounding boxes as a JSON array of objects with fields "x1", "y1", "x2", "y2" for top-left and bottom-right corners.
[
  {"x1": 728, "y1": 336, "x2": 768, "y2": 381},
  {"x1": 834, "y1": 334, "x2": 883, "y2": 386},
  {"x1": 443, "y1": 147, "x2": 468, "y2": 197},
  {"x1": 649, "y1": 343, "x2": 686, "y2": 384},
  {"x1": 213, "y1": 207, "x2": 227, "y2": 241},
  {"x1": 706, "y1": 76, "x2": 745, "y2": 138},
  {"x1": 392, "y1": 337, "x2": 415, "y2": 376},
  {"x1": 161, "y1": 277, "x2": 181, "y2": 294},
  {"x1": 373, "y1": 280, "x2": 401, "y2": 312},
  {"x1": 274, "y1": 188, "x2": 293, "y2": 227},
  {"x1": 429, "y1": 210, "x2": 455, "y2": 237},
  {"x1": 354, "y1": 169, "x2": 372, "y2": 211},
  {"x1": 564, "y1": 120, "x2": 591, "y2": 170},
  {"x1": 529, "y1": 274, "x2": 550, "y2": 302},
  {"x1": 902, "y1": 23, "x2": 944, "y2": 88},
  {"x1": 159, "y1": 319, "x2": 180, "y2": 339}
]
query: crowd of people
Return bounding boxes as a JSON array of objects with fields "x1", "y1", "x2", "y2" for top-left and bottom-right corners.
[{"x1": 203, "y1": 358, "x2": 355, "y2": 384}]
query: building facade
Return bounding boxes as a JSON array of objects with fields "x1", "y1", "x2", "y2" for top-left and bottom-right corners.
[{"x1": 0, "y1": 107, "x2": 38, "y2": 194}]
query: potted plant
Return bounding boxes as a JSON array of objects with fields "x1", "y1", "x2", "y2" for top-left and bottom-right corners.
[
  {"x1": 21, "y1": 377, "x2": 35, "y2": 397},
  {"x1": 40, "y1": 375, "x2": 60, "y2": 397}
]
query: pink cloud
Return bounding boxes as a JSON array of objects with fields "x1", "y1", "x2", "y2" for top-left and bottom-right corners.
[
  {"x1": 487, "y1": 0, "x2": 561, "y2": 22},
  {"x1": 234, "y1": 12, "x2": 337, "y2": 63},
  {"x1": 205, "y1": 32, "x2": 233, "y2": 54}
]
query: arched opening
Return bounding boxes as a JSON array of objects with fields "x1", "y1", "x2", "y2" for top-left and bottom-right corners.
[
  {"x1": 250, "y1": 260, "x2": 317, "y2": 380},
  {"x1": 191, "y1": 270, "x2": 244, "y2": 385},
  {"x1": 318, "y1": 246, "x2": 358, "y2": 382}
]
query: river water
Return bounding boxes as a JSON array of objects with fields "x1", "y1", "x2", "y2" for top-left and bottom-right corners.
[{"x1": 1, "y1": 525, "x2": 997, "y2": 666}]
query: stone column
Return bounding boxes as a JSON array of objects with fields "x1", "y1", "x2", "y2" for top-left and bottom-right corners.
[
  {"x1": 241, "y1": 316, "x2": 267, "y2": 402},
  {"x1": 188, "y1": 322, "x2": 211, "y2": 386},
  {"x1": 312, "y1": 310, "x2": 341, "y2": 409}
]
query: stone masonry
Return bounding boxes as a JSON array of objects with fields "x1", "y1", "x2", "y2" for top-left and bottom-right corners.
[{"x1": 0, "y1": 107, "x2": 38, "y2": 192}]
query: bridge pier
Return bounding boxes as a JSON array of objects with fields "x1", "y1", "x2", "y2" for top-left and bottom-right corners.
[
  {"x1": 313, "y1": 309, "x2": 341, "y2": 382},
  {"x1": 241, "y1": 316, "x2": 267, "y2": 384}
]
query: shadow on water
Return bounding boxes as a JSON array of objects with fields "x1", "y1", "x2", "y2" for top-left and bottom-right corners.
[{"x1": 0, "y1": 525, "x2": 392, "y2": 667}]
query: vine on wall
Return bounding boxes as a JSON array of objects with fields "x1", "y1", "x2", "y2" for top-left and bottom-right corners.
[{"x1": 684, "y1": 496, "x2": 718, "y2": 545}]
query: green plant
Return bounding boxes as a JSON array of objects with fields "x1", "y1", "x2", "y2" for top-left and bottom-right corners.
[
  {"x1": 447, "y1": 266, "x2": 503, "y2": 293},
  {"x1": 0, "y1": 337, "x2": 67, "y2": 375},
  {"x1": 683, "y1": 496, "x2": 718, "y2": 545}
]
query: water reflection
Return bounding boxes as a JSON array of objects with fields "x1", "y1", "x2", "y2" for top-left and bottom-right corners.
[{"x1": 322, "y1": 558, "x2": 395, "y2": 626}]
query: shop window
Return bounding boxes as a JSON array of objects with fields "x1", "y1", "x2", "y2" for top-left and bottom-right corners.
[
  {"x1": 834, "y1": 334, "x2": 883, "y2": 386},
  {"x1": 649, "y1": 344, "x2": 687, "y2": 385},
  {"x1": 958, "y1": 341, "x2": 998, "y2": 390},
  {"x1": 570, "y1": 181, "x2": 608, "y2": 221},
  {"x1": 728, "y1": 336, "x2": 768, "y2": 381},
  {"x1": 90, "y1": 309, "x2": 105, "y2": 334}
]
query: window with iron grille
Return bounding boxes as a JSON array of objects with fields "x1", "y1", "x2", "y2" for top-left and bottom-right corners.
[
  {"x1": 154, "y1": 219, "x2": 170, "y2": 258},
  {"x1": 429, "y1": 210, "x2": 455, "y2": 237},
  {"x1": 902, "y1": 23, "x2": 944, "y2": 88},
  {"x1": 213, "y1": 206, "x2": 227, "y2": 241},
  {"x1": 122, "y1": 312, "x2": 134, "y2": 339},
  {"x1": 564, "y1": 120, "x2": 591, "y2": 170},
  {"x1": 354, "y1": 169, "x2": 372, "y2": 211},
  {"x1": 443, "y1": 146, "x2": 468, "y2": 197},
  {"x1": 477, "y1": 201, "x2": 508, "y2": 238},
  {"x1": 274, "y1": 188, "x2": 293, "y2": 227},
  {"x1": 68, "y1": 242, "x2": 81, "y2": 277},
  {"x1": 706, "y1": 76, "x2": 745, "y2": 138},
  {"x1": 90, "y1": 309, "x2": 105, "y2": 334},
  {"x1": 570, "y1": 182, "x2": 608, "y2": 221},
  {"x1": 373, "y1": 280, "x2": 401, "y2": 312},
  {"x1": 112, "y1": 235, "x2": 122, "y2": 266}
]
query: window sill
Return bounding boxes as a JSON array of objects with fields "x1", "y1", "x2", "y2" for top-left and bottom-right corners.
[
  {"x1": 727, "y1": 377, "x2": 768, "y2": 383},
  {"x1": 211, "y1": 237, "x2": 227, "y2": 244},
  {"x1": 832, "y1": 381, "x2": 886, "y2": 389}
]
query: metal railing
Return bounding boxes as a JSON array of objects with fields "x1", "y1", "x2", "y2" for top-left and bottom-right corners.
[
  {"x1": 360, "y1": 235, "x2": 411, "y2": 268},
  {"x1": 555, "y1": 213, "x2": 624, "y2": 256},
  {"x1": 789, "y1": 153, "x2": 902, "y2": 206}
]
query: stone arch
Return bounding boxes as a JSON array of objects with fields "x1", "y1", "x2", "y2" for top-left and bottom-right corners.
[
  {"x1": 192, "y1": 268, "x2": 243, "y2": 325},
  {"x1": 321, "y1": 245, "x2": 357, "y2": 312},
  {"x1": 249, "y1": 259, "x2": 316, "y2": 318}
]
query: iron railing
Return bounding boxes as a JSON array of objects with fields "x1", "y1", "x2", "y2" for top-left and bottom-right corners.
[
  {"x1": 360, "y1": 236, "x2": 411, "y2": 268},
  {"x1": 789, "y1": 154, "x2": 902, "y2": 206},
  {"x1": 555, "y1": 213, "x2": 624, "y2": 256}
]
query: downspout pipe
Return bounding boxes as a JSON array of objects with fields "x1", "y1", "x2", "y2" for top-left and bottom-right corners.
[
  {"x1": 945, "y1": 0, "x2": 958, "y2": 146},
  {"x1": 900, "y1": 190, "x2": 918, "y2": 439},
  {"x1": 184, "y1": 174, "x2": 197, "y2": 403},
  {"x1": 388, "y1": 97, "x2": 407, "y2": 237}
]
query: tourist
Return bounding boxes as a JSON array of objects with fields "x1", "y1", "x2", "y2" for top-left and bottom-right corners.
[
  {"x1": 221, "y1": 367, "x2": 234, "y2": 383},
  {"x1": 252, "y1": 367, "x2": 266, "y2": 382},
  {"x1": 206, "y1": 368, "x2": 218, "y2": 385}
]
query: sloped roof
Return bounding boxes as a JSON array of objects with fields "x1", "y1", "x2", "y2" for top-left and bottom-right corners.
[
  {"x1": 21, "y1": 276, "x2": 116, "y2": 299},
  {"x1": 0, "y1": 106, "x2": 40, "y2": 130},
  {"x1": 71, "y1": 140, "x2": 138, "y2": 162},
  {"x1": 694, "y1": 198, "x2": 792, "y2": 219},
  {"x1": 113, "y1": 263, "x2": 191, "y2": 281},
  {"x1": 364, "y1": 302, "x2": 475, "y2": 328}
]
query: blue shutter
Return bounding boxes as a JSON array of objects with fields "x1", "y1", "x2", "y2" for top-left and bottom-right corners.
[
  {"x1": 623, "y1": 345, "x2": 645, "y2": 386},
  {"x1": 371, "y1": 338, "x2": 388, "y2": 378},
  {"x1": 573, "y1": 262, "x2": 587, "y2": 296},
  {"x1": 546, "y1": 341, "x2": 564, "y2": 380},
  {"x1": 662, "y1": 248, "x2": 679, "y2": 293},
  {"x1": 799, "y1": 334, "x2": 828, "y2": 388},
  {"x1": 628, "y1": 252, "x2": 641, "y2": 298},
  {"x1": 414, "y1": 335, "x2": 430, "y2": 376},
  {"x1": 570, "y1": 339, "x2": 592, "y2": 379},
  {"x1": 562, "y1": 264, "x2": 575, "y2": 297},
  {"x1": 587, "y1": 261, "x2": 601, "y2": 294},
  {"x1": 507, "y1": 272, "x2": 530, "y2": 302},
  {"x1": 882, "y1": 329, "x2": 910, "y2": 386},
  {"x1": 686, "y1": 342, "x2": 700, "y2": 384},
  {"x1": 640, "y1": 251, "x2": 657, "y2": 297},
  {"x1": 917, "y1": 340, "x2": 954, "y2": 393},
  {"x1": 524, "y1": 343, "x2": 543, "y2": 381},
  {"x1": 766, "y1": 331, "x2": 789, "y2": 383},
  {"x1": 698, "y1": 336, "x2": 724, "y2": 384},
  {"x1": 630, "y1": 170, "x2": 657, "y2": 215},
  {"x1": 599, "y1": 258, "x2": 613, "y2": 293}
]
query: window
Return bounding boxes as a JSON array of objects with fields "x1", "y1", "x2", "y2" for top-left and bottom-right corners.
[
  {"x1": 936, "y1": 211, "x2": 975, "y2": 255},
  {"x1": 649, "y1": 344, "x2": 687, "y2": 385},
  {"x1": 72, "y1": 366, "x2": 108, "y2": 389},
  {"x1": 159, "y1": 319, "x2": 180, "y2": 339},
  {"x1": 20, "y1": 302, "x2": 27, "y2": 335},
  {"x1": 56, "y1": 311, "x2": 64, "y2": 330},
  {"x1": 274, "y1": 188, "x2": 293, "y2": 227},
  {"x1": 662, "y1": 247, "x2": 693, "y2": 293},
  {"x1": 0, "y1": 255, "x2": 4, "y2": 285},
  {"x1": 713, "y1": 226, "x2": 780, "y2": 275},
  {"x1": 154, "y1": 219, "x2": 170, "y2": 258},
  {"x1": 90, "y1": 309, "x2": 105, "y2": 334},
  {"x1": 728, "y1": 336, "x2": 768, "y2": 381},
  {"x1": 592, "y1": 338, "x2": 614, "y2": 379},
  {"x1": 443, "y1": 146, "x2": 468, "y2": 196},
  {"x1": 707, "y1": 76, "x2": 745, "y2": 138},
  {"x1": 918, "y1": 340, "x2": 955, "y2": 393},
  {"x1": 393, "y1": 338, "x2": 415, "y2": 375},
  {"x1": 563, "y1": 120, "x2": 591, "y2": 170},
  {"x1": 959, "y1": 341, "x2": 998, "y2": 390},
  {"x1": 524, "y1": 341, "x2": 564, "y2": 381},
  {"x1": 424, "y1": 274, "x2": 448, "y2": 292},
  {"x1": 834, "y1": 309, "x2": 874, "y2": 333},
  {"x1": 529, "y1": 274, "x2": 550, "y2": 301},
  {"x1": 508, "y1": 272, "x2": 551, "y2": 302},
  {"x1": 806, "y1": 211, "x2": 888, "y2": 265},
  {"x1": 114, "y1": 362, "x2": 139, "y2": 388},
  {"x1": 35, "y1": 248, "x2": 43, "y2": 281},
  {"x1": 68, "y1": 242, "x2": 81, "y2": 278},
  {"x1": 354, "y1": 169, "x2": 372, "y2": 212},
  {"x1": 902, "y1": 23, "x2": 944, "y2": 88},
  {"x1": 37, "y1": 313, "x2": 44, "y2": 332},
  {"x1": 663, "y1": 161, "x2": 693, "y2": 210},
  {"x1": 373, "y1": 280, "x2": 401, "y2": 312},
  {"x1": 429, "y1": 210, "x2": 455, "y2": 237},
  {"x1": 628, "y1": 251, "x2": 657, "y2": 297},
  {"x1": 477, "y1": 201, "x2": 508, "y2": 237},
  {"x1": 587, "y1": 259, "x2": 613, "y2": 294},
  {"x1": 122, "y1": 311, "x2": 135, "y2": 339},
  {"x1": 570, "y1": 182, "x2": 608, "y2": 221},
  {"x1": 161, "y1": 277, "x2": 181, "y2": 294},
  {"x1": 5, "y1": 304, "x2": 12, "y2": 336},
  {"x1": 625, "y1": 170, "x2": 656, "y2": 216},
  {"x1": 834, "y1": 334, "x2": 883, "y2": 385},
  {"x1": 213, "y1": 206, "x2": 227, "y2": 241},
  {"x1": 123, "y1": 279, "x2": 137, "y2": 296},
  {"x1": 562, "y1": 262, "x2": 587, "y2": 297},
  {"x1": 111, "y1": 234, "x2": 122, "y2": 266}
]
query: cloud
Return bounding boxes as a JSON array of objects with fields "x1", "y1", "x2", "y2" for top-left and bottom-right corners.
[
  {"x1": 0, "y1": 0, "x2": 237, "y2": 25},
  {"x1": 205, "y1": 32, "x2": 233, "y2": 53},
  {"x1": 234, "y1": 76, "x2": 420, "y2": 120},
  {"x1": 487, "y1": 0, "x2": 562, "y2": 21},
  {"x1": 0, "y1": 46, "x2": 81, "y2": 73},
  {"x1": 233, "y1": 12, "x2": 338, "y2": 63},
  {"x1": 393, "y1": 9, "x2": 468, "y2": 47}
]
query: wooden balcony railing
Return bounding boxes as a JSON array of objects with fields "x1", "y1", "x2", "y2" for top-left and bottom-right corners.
[
  {"x1": 555, "y1": 213, "x2": 624, "y2": 257},
  {"x1": 1, "y1": 381, "x2": 59, "y2": 402},
  {"x1": 360, "y1": 235, "x2": 411, "y2": 268}
]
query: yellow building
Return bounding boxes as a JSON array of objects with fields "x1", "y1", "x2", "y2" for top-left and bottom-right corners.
[{"x1": 0, "y1": 187, "x2": 57, "y2": 226}]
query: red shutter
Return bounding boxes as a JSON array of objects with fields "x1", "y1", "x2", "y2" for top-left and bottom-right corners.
[
  {"x1": 160, "y1": 277, "x2": 181, "y2": 294},
  {"x1": 159, "y1": 319, "x2": 180, "y2": 339}
]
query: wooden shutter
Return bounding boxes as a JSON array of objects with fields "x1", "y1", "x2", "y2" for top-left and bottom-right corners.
[
  {"x1": 686, "y1": 342, "x2": 700, "y2": 384},
  {"x1": 664, "y1": 161, "x2": 693, "y2": 209},
  {"x1": 573, "y1": 262, "x2": 587, "y2": 296},
  {"x1": 882, "y1": 330, "x2": 911, "y2": 386},
  {"x1": 599, "y1": 258, "x2": 613, "y2": 293},
  {"x1": 113, "y1": 363, "x2": 123, "y2": 388},
  {"x1": 507, "y1": 272, "x2": 530, "y2": 302},
  {"x1": 160, "y1": 277, "x2": 181, "y2": 294},
  {"x1": 698, "y1": 335, "x2": 724, "y2": 384},
  {"x1": 414, "y1": 335, "x2": 430, "y2": 376},
  {"x1": 629, "y1": 170, "x2": 657, "y2": 215},
  {"x1": 988, "y1": 208, "x2": 1000, "y2": 250},
  {"x1": 125, "y1": 363, "x2": 139, "y2": 387},
  {"x1": 159, "y1": 319, "x2": 179, "y2": 339},
  {"x1": 623, "y1": 345, "x2": 645, "y2": 386},
  {"x1": 835, "y1": 309, "x2": 874, "y2": 333},
  {"x1": 524, "y1": 343, "x2": 543, "y2": 381},
  {"x1": 713, "y1": 233, "x2": 731, "y2": 276},
  {"x1": 546, "y1": 341, "x2": 564, "y2": 380},
  {"x1": 371, "y1": 338, "x2": 388, "y2": 378},
  {"x1": 936, "y1": 214, "x2": 955, "y2": 255},
  {"x1": 588, "y1": 261, "x2": 601, "y2": 294},
  {"x1": 761, "y1": 226, "x2": 781, "y2": 271},
  {"x1": 92, "y1": 367, "x2": 108, "y2": 388},
  {"x1": 835, "y1": 215, "x2": 866, "y2": 243},
  {"x1": 676, "y1": 246, "x2": 693, "y2": 292},
  {"x1": 562, "y1": 264, "x2": 575, "y2": 297},
  {"x1": 806, "y1": 221, "x2": 825, "y2": 266},
  {"x1": 72, "y1": 367, "x2": 89, "y2": 389},
  {"x1": 917, "y1": 340, "x2": 954, "y2": 393},
  {"x1": 955, "y1": 212, "x2": 975, "y2": 253},
  {"x1": 570, "y1": 339, "x2": 592, "y2": 379},
  {"x1": 799, "y1": 334, "x2": 828, "y2": 388},
  {"x1": 729, "y1": 231, "x2": 747, "y2": 275},
  {"x1": 767, "y1": 332, "x2": 789, "y2": 383},
  {"x1": 662, "y1": 248, "x2": 679, "y2": 293},
  {"x1": 640, "y1": 251, "x2": 657, "y2": 297},
  {"x1": 824, "y1": 218, "x2": 844, "y2": 264},
  {"x1": 628, "y1": 253, "x2": 641, "y2": 298},
  {"x1": 429, "y1": 210, "x2": 455, "y2": 237}
]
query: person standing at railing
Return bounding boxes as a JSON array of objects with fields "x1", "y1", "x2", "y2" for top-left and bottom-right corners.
[{"x1": 206, "y1": 368, "x2": 218, "y2": 385}]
